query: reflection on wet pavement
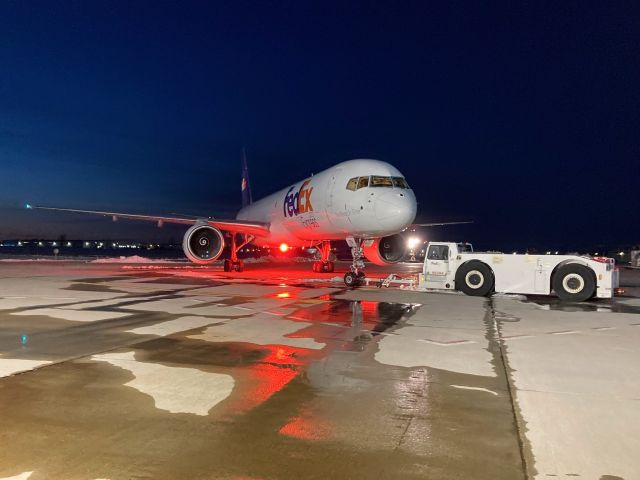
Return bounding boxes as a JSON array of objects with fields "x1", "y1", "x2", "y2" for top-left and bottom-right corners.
[{"x1": 1, "y1": 262, "x2": 638, "y2": 479}]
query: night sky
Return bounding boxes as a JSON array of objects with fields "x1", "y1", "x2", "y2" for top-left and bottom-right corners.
[{"x1": 1, "y1": 1, "x2": 638, "y2": 251}]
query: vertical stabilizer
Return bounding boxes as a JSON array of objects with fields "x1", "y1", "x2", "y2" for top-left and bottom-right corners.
[{"x1": 241, "y1": 147, "x2": 252, "y2": 207}]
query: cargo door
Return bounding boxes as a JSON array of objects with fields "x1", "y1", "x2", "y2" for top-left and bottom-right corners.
[{"x1": 326, "y1": 175, "x2": 336, "y2": 207}]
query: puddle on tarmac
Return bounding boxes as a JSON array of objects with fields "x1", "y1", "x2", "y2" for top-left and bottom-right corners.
[
  {"x1": 524, "y1": 296, "x2": 640, "y2": 314},
  {"x1": 289, "y1": 298, "x2": 418, "y2": 334},
  {"x1": 0, "y1": 275, "x2": 525, "y2": 480}
]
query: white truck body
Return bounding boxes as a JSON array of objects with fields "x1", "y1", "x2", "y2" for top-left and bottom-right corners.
[{"x1": 418, "y1": 242, "x2": 619, "y2": 300}]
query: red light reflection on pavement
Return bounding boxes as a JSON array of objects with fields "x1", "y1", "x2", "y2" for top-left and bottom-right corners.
[
  {"x1": 279, "y1": 405, "x2": 333, "y2": 441},
  {"x1": 222, "y1": 345, "x2": 322, "y2": 415},
  {"x1": 289, "y1": 300, "x2": 381, "y2": 326}
]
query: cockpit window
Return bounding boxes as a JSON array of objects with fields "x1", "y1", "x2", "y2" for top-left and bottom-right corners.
[
  {"x1": 370, "y1": 176, "x2": 394, "y2": 187},
  {"x1": 348, "y1": 175, "x2": 409, "y2": 190},
  {"x1": 357, "y1": 176, "x2": 370, "y2": 189},
  {"x1": 392, "y1": 177, "x2": 409, "y2": 189}
]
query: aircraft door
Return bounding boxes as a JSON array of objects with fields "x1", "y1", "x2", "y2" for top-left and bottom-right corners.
[{"x1": 326, "y1": 175, "x2": 336, "y2": 207}]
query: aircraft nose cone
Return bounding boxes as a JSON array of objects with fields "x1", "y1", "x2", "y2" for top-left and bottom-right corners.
[{"x1": 375, "y1": 190, "x2": 417, "y2": 231}]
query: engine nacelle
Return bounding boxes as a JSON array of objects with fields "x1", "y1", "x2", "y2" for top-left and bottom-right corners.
[
  {"x1": 182, "y1": 224, "x2": 225, "y2": 264},
  {"x1": 363, "y1": 234, "x2": 407, "y2": 265}
]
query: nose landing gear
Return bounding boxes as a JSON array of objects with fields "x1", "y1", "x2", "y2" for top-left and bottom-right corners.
[{"x1": 344, "y1": 237, "x2": 366, "y2": 287}]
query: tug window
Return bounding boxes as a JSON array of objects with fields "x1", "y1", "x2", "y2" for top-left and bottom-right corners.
[
  {"x1": 370, "y1": 176, "x2": 394, "y2": 187},
  {"x1": 346, "y1": 177, "x2": 358, "y2": 190},
  {"x1": 427, "y1": 245, "x2": 449, "y2": 260},
  {"x1": 357, "y1": 176, "x2": 370, "y2": 189}
]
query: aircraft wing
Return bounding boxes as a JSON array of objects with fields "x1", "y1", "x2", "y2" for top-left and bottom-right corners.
[
  {"x1": 411, "y1": 221, "x2": 474, "y2": 227},
  {"x1": 27, "y1": 205, "x2": 270, "y2": 237}
]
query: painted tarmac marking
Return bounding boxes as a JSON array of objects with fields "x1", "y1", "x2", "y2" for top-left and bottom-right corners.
[
  {"x1": 92, "y1": 352, "x2": 234, "y2": 415},
  {"x1": 450, "y1": 385, "x2": 499, "y2": 396},
  {"x1": 502, "y1": 334, "x2": 534, "y2": 340},
  {"x1": 549, "y1": 330, "x2": 579, "y2": 335},
  {"x1": 418, "y1": 338, "x2": 476, "y2": 346},
  {"x1": 591, "y1": 326, "x2": 615, "y2": 331}
]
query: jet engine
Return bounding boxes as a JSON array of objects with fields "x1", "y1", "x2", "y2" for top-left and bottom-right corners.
[
  {"x1": 363, "y1": 234, "x2": 407, "y2": 265},
  {"x1": 182, "y1": 224, "x2": 225, "y2": 264}
]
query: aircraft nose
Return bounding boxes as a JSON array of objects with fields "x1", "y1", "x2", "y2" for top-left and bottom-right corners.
[{"x1": 374, "y1": 190, "x2": 417, "y2": 231}]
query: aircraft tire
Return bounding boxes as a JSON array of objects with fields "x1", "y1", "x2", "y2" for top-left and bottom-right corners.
[
  {"x1": 552, "y1": 264, "x2": 595, "y2": 302},
  {"x1": 322, "y1": 262, "x2": 334, "y2": 273},
  {"x1": 223, "y1": 259, "x2": 231, "y2": 272},
  {"x1": 455, "y1": 261, "x2": 494, "y2": 297},
  {"x1": 344, "y1": 272, "x2": 358, "y2": 287}
]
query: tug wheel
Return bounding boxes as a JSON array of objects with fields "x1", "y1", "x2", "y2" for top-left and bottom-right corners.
[
  {"x1": 552, "y1": 264, "x2": 595, "y2": 302},
  {"x1": 455, "y1": 261, "x2": 494, "y2": 297}
]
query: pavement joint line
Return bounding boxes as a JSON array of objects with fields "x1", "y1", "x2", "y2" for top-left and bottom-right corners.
[{"x1": 488, "y1": 298, "x2": 532, "y2": 480}]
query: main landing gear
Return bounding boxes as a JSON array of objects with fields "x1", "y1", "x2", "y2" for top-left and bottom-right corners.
[
  {"x1": 312, "y1": 241, "x2": 335, "y2": 273},
  {"x1": 223, "y1": 233, "x2": 253, "y2": 272},
  {"x1": 344, "y1": 237, "x2": 366, "y2": 287}
]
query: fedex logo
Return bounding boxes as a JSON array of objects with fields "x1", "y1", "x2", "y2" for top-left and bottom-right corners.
[{"x1": 284, "y1": 180, "x2": 314, "y2": 217}]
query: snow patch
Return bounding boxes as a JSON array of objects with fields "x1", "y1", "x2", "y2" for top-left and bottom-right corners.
[
  {"x1": 126, "y1": 316, "x2": 216, "y2": 336},
  {"x1": 188, "y1": 315, "x2": 324, "y2": 350},
  {"x1": 0, "y1": 472, "x2": 33, "y2": 480},
  {"x1": 92, "y1": 352, "x2": 234, "y2": 415},
  {"x1": 0, "y1": 359, "x2": 51, "y2": 378},
  {"x1": 91, "y1": 255, "x2": 184, "y2": 264},
  {"x1": 12, "y1": 308, "x2": 130, "y2": 322}
]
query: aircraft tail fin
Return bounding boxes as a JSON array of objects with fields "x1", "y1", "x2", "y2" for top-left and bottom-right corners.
[{"x1": 241, "y1": 147, "x2": 252, "y2": 207}]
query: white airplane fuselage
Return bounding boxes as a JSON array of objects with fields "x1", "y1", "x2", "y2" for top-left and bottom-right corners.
[{"x1": 236, "y1": 159, "x2": 417, "y2": 247}]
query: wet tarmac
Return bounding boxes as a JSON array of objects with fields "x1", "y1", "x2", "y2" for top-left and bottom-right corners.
[{"x1": 0, "y1": 260, "x2": 638, "y2": 480}]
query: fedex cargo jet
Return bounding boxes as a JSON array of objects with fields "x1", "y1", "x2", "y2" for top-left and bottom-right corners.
[{"x1": 31, "y1": 157, "x2": 445, "y2": 286}]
